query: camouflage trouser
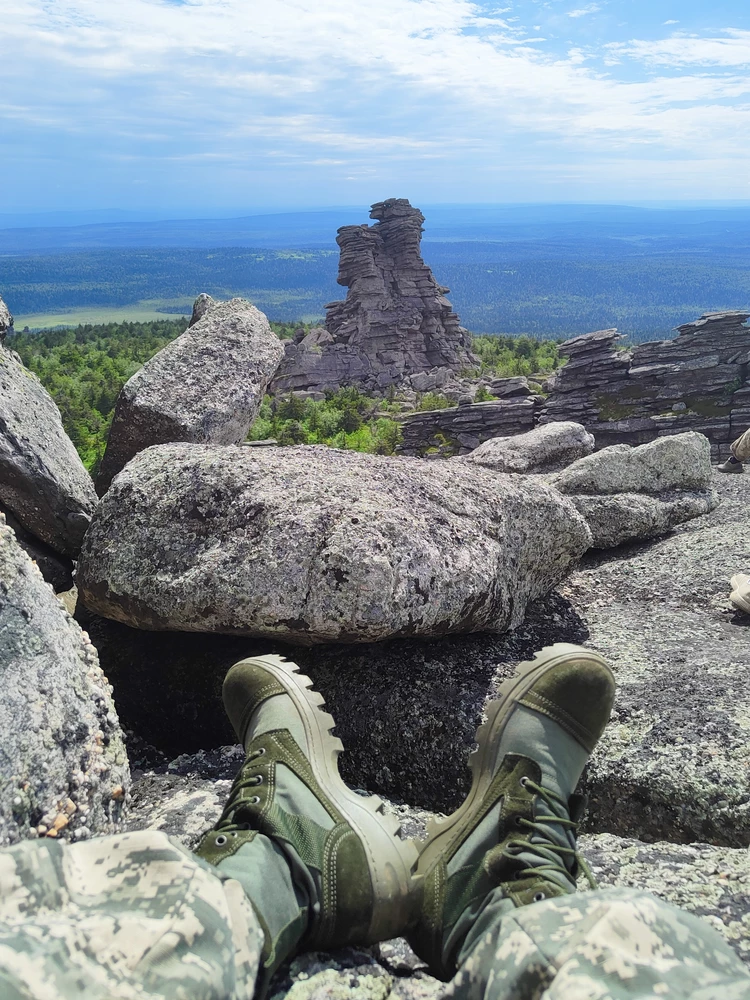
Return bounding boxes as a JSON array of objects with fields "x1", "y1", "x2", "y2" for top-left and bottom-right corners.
[
  {"x1": 448, "y1": 886, "x2": 750, "y2": 1000},
  {"x1": 1, "y1": 833, "x2": 749, "y2": 999},
  {"x1": 731, "y1": 427, "x2": 750, "y2": 462},
  {"x1": 0, "y1": 830, "x2": 262, "y2": 999}
]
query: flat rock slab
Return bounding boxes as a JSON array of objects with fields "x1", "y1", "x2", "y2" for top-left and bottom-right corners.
[
  {"x1": 78, "y1": 443, "x2": 591, "y2": 644},
  {"x1": 125, "y1": 752, "x2": 750, "y2": 970},
  {"x1": 0, "y1": 345, "x2": 97, "y2": 557},
  {"x1": 0, "y1": 517, "x2": 129, "y2": 846},
  {"x1": 97, "y1": 297, "x2": 284, "y2": 492},
  {"x1": 464, "y1": 420, "x2": 595, "y2": 474},
  {"x1": 564, "y1": 469, "x2": 750, "y2": 847}
]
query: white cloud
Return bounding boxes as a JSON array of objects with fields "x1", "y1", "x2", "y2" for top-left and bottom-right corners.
[
  {"x1": 568, "y1": 5, "x2": 600, "y2": 18},
  {"x1": 663, "y1": 20, "x2": 679, "y2": 25},
  {"x1": 609, "y1": 29, "x2": 750, "y2": 68},
  {"x1": 3, "y1": 0, "x2": 750, "y2": 205}
]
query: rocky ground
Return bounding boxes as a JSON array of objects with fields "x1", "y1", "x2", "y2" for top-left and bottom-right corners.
[{"x1": 123, "y1": 468, "x2": 750, "y2": 997}]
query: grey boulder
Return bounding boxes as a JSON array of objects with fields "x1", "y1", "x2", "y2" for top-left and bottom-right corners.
[
  {"x1": 464, "y1": 420, "x2": 595, "y2": 474},
  {"x1": 550, "y1": 432, "x2": 718, "y2": 548},
  {"x1": 78, "y1": 443, "x2": 591, "y2": 644},
  {"x1": 0, "y1": 516, "x2": 129, "y2": 846},
  {"x1": 0, "y1": 343, "x2": 97, "y2": 558},
  {"x1": 97, "y1": 296, "x2": 284, "y2": 493}
]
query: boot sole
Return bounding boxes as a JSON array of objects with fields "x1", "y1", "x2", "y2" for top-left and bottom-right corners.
[
  {"x1": 225, "y1": 653, "x2": 419, "y2": 943},
  {"x1": 412, "y1": 643, "x2": 613, "y2": 875},
  {"x1": 730, "y1": 588, "x2": 750, "y2": 614}
]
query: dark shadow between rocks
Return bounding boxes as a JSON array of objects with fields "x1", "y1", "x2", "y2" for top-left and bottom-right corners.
[{"x1": 78, "y1": 591, "x2": 588, "y2": 813}]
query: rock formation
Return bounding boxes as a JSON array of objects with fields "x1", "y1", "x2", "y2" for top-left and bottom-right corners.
[
  {"x1": 271, "y1": 199, "x2": 477, "y2": 394},
  {"x1": 397, "y1": 394, "x2": 541, "y2": 457},
  {"x1": 0, "y1": 516, "x2": 129, "y2": 845},
  {"x1": 541, "y1": 312, "x2": 750, "y2": 459},
  {"x1": 463, "y1": 421, "x2": 595, "y2": 474},
  {"x1": 96, "y1": 296, "x2": 284, "y2": 493},
  {"x1": 550, "y1": 433, "x2": 718, "y2": 548},
  {"x1": 77, "y1": 442, "x2": 591, "y2": 644},
  {"x1": 0, "y1": 321, "x2": 98, "y2": 566}
]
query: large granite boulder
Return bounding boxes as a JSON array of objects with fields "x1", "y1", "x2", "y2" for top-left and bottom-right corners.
[
  {"x1": 0, "y1": 337, "x2": 97, "y2": 558},
  {"x1": 550, "y1": 432, "x2": 718, "y2": 548},
  {"x1": 78, "y1": 443, "x2": 591, "y2": 644},
  {"x1": 272, "y1": 199, "x2": 478, "y2": 395},
  {"x1": 464, "y1": 420, "x2": 595, "y2": 474},
  {"x1": 97, "y1": 296, "x2": 284, "y2": 493},
  {"x1": 0, "y1": 516, "x2": 129, "y2": 846}
]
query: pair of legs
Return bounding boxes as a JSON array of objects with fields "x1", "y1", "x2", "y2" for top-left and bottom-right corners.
[
  {"x1": 718, "y1": 427, "x2": 750, "y2": 472},
  {"x1": 1, "y1": 646, "x2": 748, "y2": 999}
]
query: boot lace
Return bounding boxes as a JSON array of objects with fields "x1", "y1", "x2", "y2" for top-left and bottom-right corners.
[
  {"x1": 210, "y1": 747, "x2": 267, "y2": 838},
  {"x1": 502, "y1": 777, "x2": 598, "y2": 890}
]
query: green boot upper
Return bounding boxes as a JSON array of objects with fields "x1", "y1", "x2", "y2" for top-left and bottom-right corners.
[
  {"x1": 195, "y1": 656, "x2": 416, "y2": 963},
  {"x1": 409, "y1": 643, "x2": 616, "y2": 980}
]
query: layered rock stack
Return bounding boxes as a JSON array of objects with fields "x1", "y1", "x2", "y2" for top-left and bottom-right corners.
[
  {"x1": 541, "y1": 312, "x2": 750, "y2": 458},
  {"x1": 271, "y1": 199, "x2": 478, "y2": 394}
]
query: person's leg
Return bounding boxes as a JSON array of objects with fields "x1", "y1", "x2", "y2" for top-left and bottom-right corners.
[
  {"x1": 193, "y1": 654, "x2": 418, "y2": 993},
  {"x1": 407, "y1": 643, "x2": 750, "y2": 998},
  {"x1": 718, "y1": 427, "x2": 750, "y2": 472},
  {"x1": 447, "y1": 886, "x2": 750, "y2": 1000},
  {"x1": 0, "y1": 829, "x2": 263, "y2": 1000},
  {"x1": 0, "y1": 653, "x2": 418, "y2": 999}
]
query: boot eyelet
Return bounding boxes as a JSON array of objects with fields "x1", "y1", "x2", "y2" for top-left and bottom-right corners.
[
  {"x1": 515, "y1": 816, "x2": 525, "y2": 827},
  {"x1": 533, "y1": 891, "x2": 546, "y2": 902},
  {"x1": 250, "y1": 775, "x2": 263, "y2": 786},
  {"x1": 215, "y1": 835, "x2": 228, "y2": 846},
  {"x1": 249, "y1": 796, "x2": 261, "y2": 805},
  {"x1": 519, "y1": 777, "x2": 529, "y2": 787}
]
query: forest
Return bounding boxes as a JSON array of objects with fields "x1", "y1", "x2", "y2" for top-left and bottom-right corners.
[
  {"x1": 8, "y1": 322, "x2": 562, "y2": 473},
  {"x1": 3, "y1": 242, "x2": 750, "y2": 340}
]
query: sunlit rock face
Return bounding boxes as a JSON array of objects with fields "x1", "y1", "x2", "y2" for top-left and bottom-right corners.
[{"x1": 272, "y1": 199, "x2": 478, "y2": 394}]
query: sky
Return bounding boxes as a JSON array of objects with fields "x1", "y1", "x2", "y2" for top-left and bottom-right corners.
[{"x1": 2, "y1": 0, "x2": 750, "y2": 215}]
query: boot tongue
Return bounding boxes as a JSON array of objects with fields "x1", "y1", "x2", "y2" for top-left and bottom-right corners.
[
  {"x1": 496, "y1": 706, "x2": 588, "y2": 889},
  {"x1": 497, "y1": 705, "x2": 589, "y2": 802},
  {"x1": 244, "y1": 693, "x2": 309, "y2": 753}
]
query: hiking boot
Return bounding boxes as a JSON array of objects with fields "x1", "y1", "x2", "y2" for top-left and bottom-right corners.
[
  {"x1": 730, "y1": 574, "x2": 750, "y2": 614},
  {"x1": 195, "y1": 654, "x2": 417, "y2": 987},
  {"x1": 408, "y1": 643, "x2": 615, "y2": 980},
  {"x1": 718, "y1": 459, "x2": 744, "y2": 473}
]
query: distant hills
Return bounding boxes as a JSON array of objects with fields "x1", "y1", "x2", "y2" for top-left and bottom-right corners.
[{"x1": 1, "y1": 204, "x2": 749, "y2": 340}]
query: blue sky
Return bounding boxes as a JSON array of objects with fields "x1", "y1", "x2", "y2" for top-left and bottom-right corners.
[{"x1": 2, "y1": 0, "x2": 750, "y2": 215}]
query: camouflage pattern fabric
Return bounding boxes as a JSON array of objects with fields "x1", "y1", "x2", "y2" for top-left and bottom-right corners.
[
  {"x1": 731, "y1": 427, "x2": 750, "y2": 462},
  {"x1": 0, "y1": 830, "x2": 262, "y2": 1000},
  {"x1": 446, "y1": 887, "x2": 750, "y2": 1000}
]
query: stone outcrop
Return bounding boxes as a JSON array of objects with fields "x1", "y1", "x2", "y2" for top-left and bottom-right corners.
[
  {"x1": 271, "y1": 199, "x2": 477, "y2": 395},
  {"x1": 96, "y1": 296, "x2": 284, "y2": 493},
  {"x1": 541, "y1": 312, "x2": 750, "y2": 459},
  {"x1": 397, "y1": 396, "x2": 541, "y2": 457},
  {"x1": 77, "y1": 442, "x2": 591, "y2": 645},
  {"x1": 125, "y1": 751, "x2": 750, "y2": 971},
  {"x1": 0, "y1": 332, "x2": 98, "y2": 560},
  {"x1": 463, "y1": 421, "x2": 595, "y2": 474},
  {"x1": 0, "y1": 294, "x2": 13, "y2": 340},
  {"x1": 550, "y1": 433, "x2": 719, "y2": 548},
  {"x1": 0, "y1": 516, "x2": 129, "y2": 846},
  {"x1": 87, "y1": 470, "x2": 750, "y2": 852}
]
